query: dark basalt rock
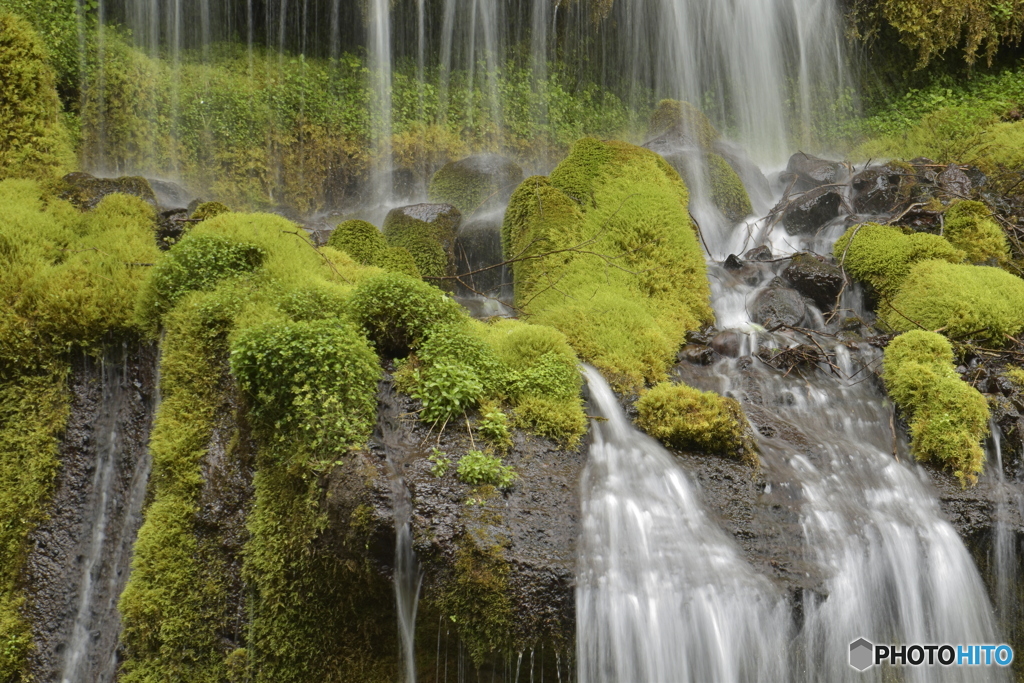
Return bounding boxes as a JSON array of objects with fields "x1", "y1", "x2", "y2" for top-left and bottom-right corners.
[
  {"x1": 782, "y1": 252, "x2": 846, "y2": 310},
  {"x1": 58, "y1": 172, "x2": 157, "y2": 210},
  {"x1": 851, "y1": 163, "x2": 911, "y2": 215},
  {"x1": 781, "y1": 186, "x2": 842, "y2": 235},
  {"x1": 937, "y1": 164, "x2": 972, "y2": 198},
  {"x1": 723, "y1": 253, "x2": 744, "y2": 271},
  {"x1": 148, "y1": 178, "x2": 192, "y2": 210},
  {"x1": 752, "y1": 279, "x2": 808, "y2": 328},
  {"x1": 744, "y1": 245, "x2": 773, "y2": 262},
  {"x1": 712, "y1": 330, "x2": 745, "y2": 357},
  {"x1": 454, "y1": 216, "x2": 504, "y2": 296},
  {"x1": 677, "y1": 343, "x2": 718, "y2": 365},
  {"x1": 155, "y1": 208, "x2": 190, "y2": 250},
  {"x1": 782, "y1": 152, "x2": 848, "y2": 192}
]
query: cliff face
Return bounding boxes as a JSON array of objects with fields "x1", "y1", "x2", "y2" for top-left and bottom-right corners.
[{"x1": 24, "y1": 345, "x2": 157, "y2": 683}]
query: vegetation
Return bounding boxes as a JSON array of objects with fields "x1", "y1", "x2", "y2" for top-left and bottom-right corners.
[
  {"x1": 707, "y1": 152, "x2": 753, "y2": 221},
  {"x1": 0, "y1": 179, "x2": 158, "y2": 681},
  {"x1": 881, "y1": 259, "x2": 1024, "y2": 341},
  {"x1": 328, "y1": 219, "x2": 387, "y2": 266},
  {"x1": 635, "y1": 382, "x2": 758, "y2": 462},
  {"x1": 503, "y1": 137, "x2": 712, "y2": 391},
  {"x1": 0, "y1": 11, "x2": 72, "y2": 182},
  {"x1": 882, "y1": 330, "x2": 990, "y2": 485},
  {"x1": 427, "y1": 156, "x2": 524, "y2": 215},
  {"x1": 942, "y1": 200, "x2": 1010, "y2": 264},
  {"x1": 456, "y1": 450, "x2": 517, "y2": 488}
]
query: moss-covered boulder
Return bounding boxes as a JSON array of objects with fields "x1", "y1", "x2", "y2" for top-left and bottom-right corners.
[
  {"x1": 833, "y1": 222, "x2": 965, "y2": 297},
  {"x1": 707, "y1": 152, "x2": 753, "y2": 221},
  {"x1": 327, "y1": 219, "x2": 387, "y2": 266},
  {"x1": 0, "y1": 12, "x2": 72, "y2": 182},
  {"x1": 189, "y1": 201, "x2": 230, "y2": 223},
  {"x1": 880, "y1": 260, "x2": 1024, "y2": 342},
  {"x1": 428, "y1": 154, "x2": 524, "y2": 216},
  {"x1": 59, "y1": 172, "x2": 158, "y2": 211},
  {"x1": 883, "y1": 330, "x2": 990, "y2": 485},
  {"x1": 503, "y1": 137, "x2": 712, "y2": 391},
  {"x1": 635, "y1": 382, "x2": 757, "y2": 463},
  {"x1": 377, "y1": 246, "x2": 421, "y2": 279},
  {"x1": 943, "y1": 200, "x2": 1010, "y2": 264},
  {"x1": 649, "y1": 99, "x2": 720, "y2": 148},
  {"x1": 382, "y1": 203, "x2": 461, "y2": 281}
]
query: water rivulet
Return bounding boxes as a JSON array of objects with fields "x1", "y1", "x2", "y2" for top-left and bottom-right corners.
[{"x1": 22, "y1": 346, "x2": 157, "y2": 683}]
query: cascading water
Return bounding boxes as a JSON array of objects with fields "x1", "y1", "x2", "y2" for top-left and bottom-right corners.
[{"x1": 577, "y1": 366, "x2": 792, "y2": 682}]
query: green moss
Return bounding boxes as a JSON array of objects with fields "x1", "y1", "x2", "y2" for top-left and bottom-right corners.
[
  {"x1": 456, "y1": 449, "x2": 517, "y2": 488},
  {"x1": 230, "y1": 319, "x2": 381, "y2": 462},
  {"x1": 943, "y1": 200, "x2": 1010, "y2": 264},
  {"x1": 634, "y1": 382, "x2": 758, "y2": 462},
  {"x1": 0, "y1": 178, "x2": 157, "y2": 680},
  {"x1": 190, "y1": 201, "x2": 230, "y2": 222},
  {"x1": 427, "y1": 156, "x2": 523, "y2": 215},
  {"x1": 1005, "y1": 366, "x2": 1024, "y2": 388},
  {"x1": 707, "y1": 152, "x2": 753, "y2": 221},
  {"x1": 649, "y1": 99, "x2": 720, "y2": 148},
  {"x1": 327, "y1": 219, "x2": 386, "y2": 266},
  {"x1": 376, "y1": 245, "x2": 421, "y2": 278},
  {"x1": 833, "y1": 222, "x2": 965, "y2": 297},
  {"x1": 382, "y1": 211, "x2": 456, "y2": 281},
  {"x1": 274, "y1": 282, "x2": 350, "y2": 322},
  {"x1": 418, "y1": 323, "x2": 506, "y2": 395},
  {"x1": 0, "y1": 12, "x2": 72, "y2": 182},
  {"x1": 347, "y1": 272, "x2": 465, "y2": 356},
  {"x1": 881, "y1": 260, "x2": 1024, "y2": 342},
  {"x1": 883, "y1": 330, "x2": 990, "y2": 485},
  {"x1": 512, "y1": 395, "x2": 588, "y2": 446},
  {"x1": 503, "y1": 138, "x2": 712, "y2": 391}
]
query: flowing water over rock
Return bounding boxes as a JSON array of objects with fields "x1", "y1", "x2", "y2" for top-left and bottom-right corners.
[
  {"x1": 577, "y1": 366, "x2": 791, "y2": 682},
  {"x1": 23, "y1": 346, "x2": 157, "y2": 683}
]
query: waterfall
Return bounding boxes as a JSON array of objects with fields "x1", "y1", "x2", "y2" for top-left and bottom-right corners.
[{"x1": 577, "y1": 366, "x2": 791, "y2": 682}]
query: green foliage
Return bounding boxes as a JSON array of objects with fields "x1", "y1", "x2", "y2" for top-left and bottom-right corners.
[
  {"x1": 381, "y1": 210, "x2": 456, "y2": 281},
  {"x1": 377, "y1": 245, "x2": 421, "y2": 278},
  {"x1": 230, "y1": 320, "x2": 381, "y2": 460},
  {"x1": 411, "y1": 361, "x2": 485, "y2": 424},
  {"x1": 476, "y1": 405, "x2": 512, "y2": 452},
  {"x1": 428, "y1": 447, "x2": 451, "y2": 477},
  {"x1": 190, "y1": 201, "x2": 230, "y2": 222},
  {"x1": 943, "y1": 200, "x2": 1010, "y2": 264},
  {"x1": 0, "y1": 0, "x2": 82, "y2": 97},
  {"x1": 833, "y1": 222, "x2": 965, "y2": 296},
  {"x1": 327, "y1": 219, "x2": 386, "y2": 266},
  {"x1": 883, "y1": 330, "x2": 990, "y2": 485},
  {"x1": 881, "y1": 260, "x2": 1024, "y2": 341},
  {"x1": 347, "y1": 272, "x2": 465, "y2": 356},
  {"x1": 457, "y1": 450, "x2": 517, "y2": 488},
  {"x1": 427, "y1": 157, "x2": 523, "y2": 215},
  {"x1": 635, "y1": 382, "x2": 758, "y2": 462},
  {"x1": 419, "y1": 323, "x2": 506, "y2": 395},
  {"x1": 512, "y1": 395, "x2": 588, "y2": 445},
  {"x1": 136, "y1": 233, "x2": 266, "y2": 329},
  {"x1": 706, "y1": 152, "x2": 753, "y2": 222},
  {"x1": 0, "y1": 11, "x2": 72, "y2": 181},
  {"x1": 274, "y1": 282, "x2": 350, "y2": 322},
  {"x1": 504, "y1": 138, "x2": 712, "y2": 391}
]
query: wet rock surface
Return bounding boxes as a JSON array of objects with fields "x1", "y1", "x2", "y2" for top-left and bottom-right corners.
[
  {"x1": 781, "y1": 185, "x2": 842, "y2": 234},
  {"x1": 783, "y1": 152, "x2": 848, "y2": 191},
  {"x1": 782, "y1": 252, "x2": 846, "y2": 310},
  {"x1": 23, "y1": 345, "x2": 158, "y2": 683},
  {"x1": 454, "y1": 215, "x2": 505, "y2": 296},
  {"x1": 751, "y1": 279, "x2": 808, "y2": 328},
  {"x1": 58, "y1": 172, "x2": 157, "y2": 210}
]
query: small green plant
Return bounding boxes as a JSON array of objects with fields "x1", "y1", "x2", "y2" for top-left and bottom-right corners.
[
  {"x1": 477, "y1": 407, "x2": 512, "y2": 452},
  {"x1": 327, "y1": 219, "x2": 386, "y2": 266},
  {"x1": 412, "y1": 362, "x2": 484, "y2": 424},
  {"x1": 428, "y1": 448, "x2": 450, "y2": 477},
  {"x1": 456, "y1": 450, "x2": 517, "y2": 489}
]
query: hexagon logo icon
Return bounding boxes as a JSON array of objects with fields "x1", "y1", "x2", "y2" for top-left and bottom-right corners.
[{"x1": 849, "y1": 638, "x2": 874, "y2": 671}]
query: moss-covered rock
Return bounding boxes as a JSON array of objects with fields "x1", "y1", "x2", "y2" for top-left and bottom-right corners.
[
  {"x1": 943, "y1": 200, "x2": 1010, "y2": 264},
  {"x1": 428, "y1": 154, "x2": 524, "y2": 215},
  {"x1": 377, "y1": 245, "x2": 421, "y2": 278},
  {"x1": 382, "y1": 203, "x2": 461, "y2": 281},
  {"x1": 707, "y1": 152, "x2": 753, "y2": 221},
  {"x1": 883, "y1": 330, "x2": 990, "y2": 485},
  {"x1": 881, "y1": 260, "x2": 1024, "y2": 342},
  {"x1": 59, "y1": 172, "x2": 158, "y2": 210},
  {"x1": 833, "y1": 222, "x2": 965, "y2": 297},
  {"x1": 327, "y1": 219, "x2": 386, "y2": 266},
  {"x1": 649, "y1": 99, "x2": 720, "y2": 148},
  {"x1": 503, "y1": 138, "x2": 712, "y2": 391},
  {"x1": 0, "y1": 12, "x2": 72, "y2": 182},
  {"x1": 635, "y1": 382, "x2": 758, "y2": 462}
]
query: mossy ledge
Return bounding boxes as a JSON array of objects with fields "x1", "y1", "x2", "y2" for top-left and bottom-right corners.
[
  {"x1": 502, "y1": 137, "x2": 713, "y2": 392},
  {"x1": 883, "y1": 330, "x2": 990, "y2": 486}
]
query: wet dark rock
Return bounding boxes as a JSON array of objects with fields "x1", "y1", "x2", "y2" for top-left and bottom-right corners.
[
  {"x1": 391, "y1": 168, "x2": 420, "y2": 202},
  {"x1": 454, "y1": 216, "x2": 504, "y2": 296},
  {"x1": 723, "y1": 253, "x2": 744, "y2": 271},
  {"x1": 24, "y1": 346, "x2": 158, "y2": 683},
  {"x1": 677, "y1": 343, "x2": 718, "y2": 365},
  {"x1": 782, "y1": 252, "x2": 846, "y2": 310},
  {"x1": 937, "y1": 164, "x2": 972, "y2": 198},
  {"x1": 429, "y1": 154, "x2": 524, "y2": 215},
  {"x1": 781, "y1": 186, "x2": 842, "y2": 235},
  {"x1": 712, "y1": 330, "x2": 745, "y2": 357},
  {"x1": 155, "y1": 208, "x2": 190, "y2": 250},
  {"x1": 782, "y1": 152, "x2": 848, "y2": 191},
  {"x1": 385, "y1": 203, "x2": 461, "y2": 241},
  {"x1": 147, "y1": 178, "x2": 192, "y2": 209},
  {"x1": 712, "y1": 139, "x2": 772, "y2": 209},
  {"x1": 743, "y1": 245, "x2": 773, "y2": 262},
  {"x1": 851, "y1": 163, "x2": 911, "y2": 215},
  {"x1": 752, "y1": 280, "x2": 808, "y2": 328},
  {"x1": 58, "y1": 172, "x2": 157, "y2": 210}
]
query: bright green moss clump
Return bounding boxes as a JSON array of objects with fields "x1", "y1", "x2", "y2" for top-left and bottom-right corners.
[
  {"x1": 327, "y1": 219, "x2": 387, "y2": 266},
  {"x1": 881, "y1": 260, "x2": 1024, "y2": 342},
  {"x1": 382, "y1": 209, "x2": 458, "y2": 281},
  {"x1": 707, "y1": 152, "x2": 753, "y2": 221},
  {"x1": 833, "y1": 222, "x2": 965, "y2": 296},
  {"x1": 0, "y1": 179, "x2": 157, "y2": 681},
  {"x1": 0, "y1": 12, "x2": 72, "y2": 182},
  {"x1": 649, "y1": 99, "x2": 720, "y2": 147},
  {"x1": 943, "y1": 200, "x2": 1010, "y2": 264},
  {"x1": 503, "y1": 138, "x2": 712, "y2": 391},
  {"x1": 189, "y1": 201, "x2": 230, "y2": 222},
  {"x1": 635, "y1": 382, "x2": 757, "y2": 462},
  {"x1": 883, "y1": 330, "x2": 990, "y2": 485}
]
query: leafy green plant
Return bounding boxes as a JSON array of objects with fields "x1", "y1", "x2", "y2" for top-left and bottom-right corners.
[
  {"x1": 476, "y1": 408, "x2": 512, "y2": 452},
  {"x1": 428, "y1": 448, "x2": 450, "y2": 477},
  {"x1": 456, "y1": 450, "x2": 517, "y2": 488},
  {"x1": 412, "y1": 362, "x2": 484, "y2": 424}
]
